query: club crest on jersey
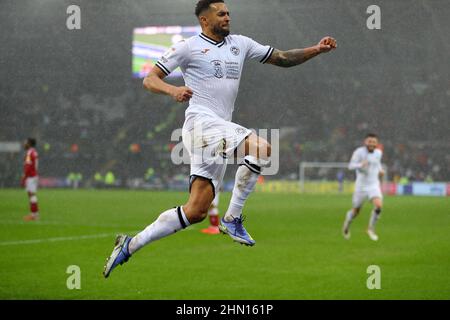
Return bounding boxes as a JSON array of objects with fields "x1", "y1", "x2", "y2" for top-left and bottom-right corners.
[
  {"x1": 210, "y1": 60, "x2": 224, "y2": 78},
  {"x1": 230, "y1": 46, "x2": 240, "y2": 56},
  {"x1": 235, "y1": 128, "x2": 246, "y2": 135}
]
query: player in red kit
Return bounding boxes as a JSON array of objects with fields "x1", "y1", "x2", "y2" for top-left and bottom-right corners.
[
  {"x1": 22, "y1": 138, "x2": 40, "y2": 221},
  {"x1": 200, "y1": 192, "x2": 221, "y2": 234}
]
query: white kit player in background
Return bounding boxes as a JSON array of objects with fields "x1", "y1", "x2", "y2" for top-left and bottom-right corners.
[
  {"x1": 342, "y1": 133, "x2": 385, "y2": 241},
  {"x1": 103, "y1": 0, "x2": 337, "y2": 278}
]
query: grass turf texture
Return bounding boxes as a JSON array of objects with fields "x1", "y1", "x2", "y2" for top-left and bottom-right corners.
[{"x1": 0, "y1": 189, "x2": 449, "y2": 299}]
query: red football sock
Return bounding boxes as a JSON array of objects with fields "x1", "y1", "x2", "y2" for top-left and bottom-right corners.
[
  {"x1": 30, "y1": 202, "x2": 39, "y2": 214},
  {"x1": 28, "y1": 193, "x2": 39, "y2": 215},
  {"x1": 209, "y1": 214, "x2": 219, "y2": 227}
]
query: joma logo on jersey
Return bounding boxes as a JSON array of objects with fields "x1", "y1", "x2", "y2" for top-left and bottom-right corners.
[
  {"x1": 210, "y1": 60, "x2": 224, "y2": 78},
  {"x1": 201, "y1": 48, "x2": 210, "y2": 54},
  {"x1": 230, "y1": 46, "x2": 240, "y2": 56}
]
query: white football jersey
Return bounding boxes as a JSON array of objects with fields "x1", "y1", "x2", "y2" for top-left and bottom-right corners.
[
  {"x1": 156, "y1": 33, "x2": 274, "y2": 121},
  {"x1": 348, "y1": 146, "x2": 383, "y2": 190}
]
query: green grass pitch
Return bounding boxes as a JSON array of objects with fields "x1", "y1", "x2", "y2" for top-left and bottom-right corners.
[{"x1": 0, "y1": 189, "x2": 449, "y2": 299}]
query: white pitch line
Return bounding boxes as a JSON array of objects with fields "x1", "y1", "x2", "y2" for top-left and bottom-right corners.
[
  {"x1": 0, "y1": 219, "x2": 143, "y2": 229},
  {"x1": 0, "y1": 225, "x2": 198, "y2": 246},
  {"x1": 0, "y1": 232, "x2": 138, "y2": 246}
]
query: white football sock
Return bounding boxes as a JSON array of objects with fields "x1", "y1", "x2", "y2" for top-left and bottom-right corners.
[
  {"x1": 345, "y1": 210, "x2": 354, "y2": 224},
  {"x1": 224, "y1": 159, "x2": 261, "y2": 222},
  {"x1": 209, "y1": 192, "x2": 220, "y2": 216},
  {"x1": 128, "y1": 206, "x2": 190, "y2": 254},
  {"x1": 369, "y1": 208, "x2": 381, "y2": 230},
  {"x1": 343, "y1": 210, "x2": 354, "y2": 232},
  {"x1": 209, "y1": 206, "x2": 219, "y2": 216}
]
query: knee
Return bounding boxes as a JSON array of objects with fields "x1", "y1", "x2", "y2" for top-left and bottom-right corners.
[
  {"x1": 264, "y1": 142, "x2": 272, "y2": 158},
  {"x1": 374, "y1": 201, "x2": 382, "y2": 212},
  {"x1": 257, "y1": 140, "x2": 271, "y2": 159},
  {"x1": 246, "y1": 135, "x2": 271, "y2": 160}
]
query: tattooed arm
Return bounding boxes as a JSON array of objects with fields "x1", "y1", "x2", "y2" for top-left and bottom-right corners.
[{"x1": 267, "y1": 36, "x2": 337, "y2": 68}]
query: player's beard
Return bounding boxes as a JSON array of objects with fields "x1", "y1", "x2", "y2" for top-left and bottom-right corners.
[{"x1": 213, "y1": 24, "x2": 230, "y2": 37}]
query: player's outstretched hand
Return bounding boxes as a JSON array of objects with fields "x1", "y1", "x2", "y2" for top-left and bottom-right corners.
[
  {"x1": 20, "y1": 176, "x2": 26, "y2": 188},
  {"x1": 317, "y1": 36, "x2": 337, "y2": 53},
  {"x1": 171, "y1": 86, "x2": 193, "y2": 103}
]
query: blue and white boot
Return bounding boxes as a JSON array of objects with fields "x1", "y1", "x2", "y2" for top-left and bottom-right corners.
[
  {"x1": 103, "y1": 234, "x2": 132, "y2": 278},
  {"x1": 219, "y1": 216, "x2": 256, "y2": 246}
]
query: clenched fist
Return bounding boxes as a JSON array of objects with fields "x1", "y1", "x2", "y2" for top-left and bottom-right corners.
[
  {"x1": 170, "y1": 86, "x2": 193, "y2": 103},
  {"x1": 317, "y1": 36, "x2": 337, "y2": 53}
]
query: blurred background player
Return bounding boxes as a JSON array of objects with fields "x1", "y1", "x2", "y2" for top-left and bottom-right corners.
[
  {"x1": 342, "y1": 133, "x2": 384, "y2": 241},
  {"x1": 21, "y1": 138, "x2": 40, "y2": 221},
  {"x1": 337, "y1": 169, "x2": 345, "y2": 193},
  {"x1": 201, "y1": 192, "x2": 220, "y2": 234}
]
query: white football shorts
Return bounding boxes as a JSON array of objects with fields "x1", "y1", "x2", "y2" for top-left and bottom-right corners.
[
  {"x1": 182, "y1": 113, "x2": 251, "y2": 195},
  {"x1": 25, "y1": 176, "x2": 39, "y2": 193},
  {"x1": 352, "y1": 186, "x2": 382, "y2": 209},
  {"x1": 211, "y1": 192, "x2": 220, "y2": 207}
]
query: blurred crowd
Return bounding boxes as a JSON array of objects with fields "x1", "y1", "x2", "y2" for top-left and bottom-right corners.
[{"x1": 0, "y1": 75, "x2": 448, "y2": 188}]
